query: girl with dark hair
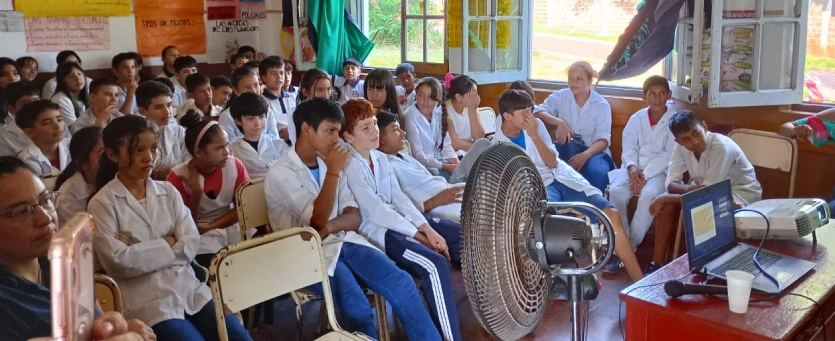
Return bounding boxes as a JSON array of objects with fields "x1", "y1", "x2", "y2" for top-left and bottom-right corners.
[
  {"x1": 50, "y1": 62, "x2": 90, "y2": 126},
  {"x1": 168, "y1": 110, "x2": 251, "y2": 268},
  {"x1": 16, "y1": 56, "x2": 38, "y2": 83},
  {"x1": 42, "y1": 50, "x2": 90, "y2": 100},
  {"x1": 363, "y1": 68, "x2": 404, "y2": 129},
  {"x1": 55, "y1": 126, "x2": 102, "y2": 225},
  {"x1": 441, "y1": 74, "x2": 485, "y2": 156},
  {"x1": 90, "y1": 115, "x2": 252, "y2": 341},
  {"x1": 0, "y1": 57, "x2": 21, "y2": 122},
  {"x1": 296, "y1": 67, "x2": 334, "y2": 103},
  {"x1": 403, "y1": 77, "x2": 458, "y2": 178},
  {"x1": 157, "y1": 45, "x2": 181, "y2": 79}
]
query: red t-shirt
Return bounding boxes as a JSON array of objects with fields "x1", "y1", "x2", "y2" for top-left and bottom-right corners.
[
  {"x1": 167, "y1": 157, "x2": 250, "y2": 204},
  {"x1": 647, "y1": 108, "x2": 659, "y2": 127}
]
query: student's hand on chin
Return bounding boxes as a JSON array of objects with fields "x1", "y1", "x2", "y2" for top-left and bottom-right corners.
[{"x1": 317, "y1": 144, "x2": 350, "y2": 172}]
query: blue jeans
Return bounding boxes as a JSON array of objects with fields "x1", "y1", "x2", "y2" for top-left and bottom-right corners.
[
  {"x1": 151, "y1": 302, "x2": 252, "y2": 341},
  {"x1": 424, "y1": 213, "x2": 461, "y2": 263},
  {"x1": 308, "y1": 242, "x2": 439, "y2": 340},
  {"x1": 555, "y1": 136, "x2": 615, "y2": 193},
  {"x1": 546, "y1": 180, "x2": 613, "y2": 223}
]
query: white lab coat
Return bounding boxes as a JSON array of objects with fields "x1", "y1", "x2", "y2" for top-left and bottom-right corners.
[
  {"x1": 265, "y1": 148, "x2": 378, "y2": 276},
  {"x1": 396, "y1": 86, "x2": 416, "y2": 113},
  {"x1": 69, "y1": 108, "x2": 122, "y2": 134},
  {"x1": 228, "y1": 135, "x2": 287, "y2": 179},
  {"x1": 155, "y1": 119, "x2": 189, "y2": 171},
  {"x1": 170, "y1": 77, "x2": 187, "y2": 107},
  {"x1": 42, "y1": 76, "x2": 93, "y2": 101},
  {"x1": 171, "y1": 156, "x2": 242, "y2": 255},
  {"x1": 0, "y1": 121, "x2": 30, "y2": 156},
  {"x1": 333, "y1": 76, "x2": 364, "y2": 104},
  {"x1": 217, "y1": 105, "x2": 280, "y2": 144},
  {"x1": 89, "y1": 177, "x2": 211, "y2": 326},
  {"x1": 264, "y1": 90, "x2": 296, "y2": 140},
  {"x1": 56, "y1": 172, "x2": 93, "y2": 226},
  {"x1": 403, "y1": 105, "x2": 456, "y2": 175},
  {"x1": 493, "y1": 115, "x2": 601, "y2": 196},
  {"x1": 534, "y1": 89, "x2": 612, "y2": 153},
  {"x1": 343, "y1": 146, "x2": 424, "y2": 250},
  {"x1": 17, "y1": 138, "x2": 71, "y2": 176},
  {"x1": 608, "y1": 105, "x2": 676, "y2": 247},
  {"x1": 50, "y1": 92, "x2": 86, "y2": 127},
  {"x1": 387, "y1": 152, "x2": 463, "y2": 223},
  {"x1": 666, "y1": 131, "x2": 762, "y2": 206},
  {"x1": 116, "y1": 86, "x2": 137, "y2": 115}
]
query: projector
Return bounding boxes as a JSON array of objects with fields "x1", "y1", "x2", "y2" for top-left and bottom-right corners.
[{"x1": 735, "y1": 198, "x2": 830, "y2": 240}]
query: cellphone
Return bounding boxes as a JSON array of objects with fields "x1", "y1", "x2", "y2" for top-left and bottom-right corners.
[{"x1": 50, "y1": 212, "x2": 96, "y2": 341}]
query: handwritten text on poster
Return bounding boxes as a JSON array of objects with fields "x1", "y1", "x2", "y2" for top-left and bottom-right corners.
[
  {"x1": 134, "y1": 0, "x2": 205, "y2": 56},
  {"x1": 25, "y1": 16, "x2": 110, "y2": 52}
]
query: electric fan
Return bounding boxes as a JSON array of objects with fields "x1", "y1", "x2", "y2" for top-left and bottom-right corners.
[{"x1": 460, "y1": 142, "x2": 616, "y2": 341}]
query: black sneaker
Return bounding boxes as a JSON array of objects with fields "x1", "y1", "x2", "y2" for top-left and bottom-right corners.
[
  {"x1": 602, "y1": 255, "x2": 624, "y2": 273},
  {"x1": 645, "y1": 262, "x2": 662, "y2": 275},
  {"x1": 549, "y1": 275, "x2": 568, "y2": 300}
]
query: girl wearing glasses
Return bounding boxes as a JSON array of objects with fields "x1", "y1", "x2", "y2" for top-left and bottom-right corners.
[{"x1": 88, "y1": 115, "x2": 251, "y2": 341}]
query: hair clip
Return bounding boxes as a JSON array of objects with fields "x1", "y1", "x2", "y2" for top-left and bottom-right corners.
[{"x1": 443, "y1": 72, "x2": 454, "y2": 89}]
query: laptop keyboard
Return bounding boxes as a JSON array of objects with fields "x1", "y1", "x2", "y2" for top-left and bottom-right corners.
[{"x1": 711, "y1": 248, "x2": 782, "y2": 277}]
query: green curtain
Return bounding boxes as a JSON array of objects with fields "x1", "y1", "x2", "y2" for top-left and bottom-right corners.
[{"x1": 309, "y1": 0, "x2": 375, "y2": 75}]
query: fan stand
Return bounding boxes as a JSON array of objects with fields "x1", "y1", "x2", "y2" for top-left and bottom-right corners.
[{"x1": 565, "y1": 274, "x2": 600, "y2": 341}]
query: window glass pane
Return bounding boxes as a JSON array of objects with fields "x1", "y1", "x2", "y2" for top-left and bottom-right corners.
[
  {"x1": 406, "y1": 19, "x2": 425, "y2": 62},
  {"x1": 501, "y1": 0, "x2": 520, "y2": 16},
  {"x1": 719, "y1": 25, "x2": 755, "y2": 92},
  {"x1": 530, "y1": 0, "x2": 663, "y2": 88},
  {"x1": 723, "y1": 0, "x2": 756, "y2": 19},
  {"x1": 805, "y1": 1, "x2": 835, "y2": 104},
  {"x1": 427, "y1": 19, "x2": 446, "y2": 63},
  {"x1": 469, "y1": 0, "x2": 493, "y2": 16},
  {"x1": 764, "y1": 0, "x2": 796, "y2": 18},
  {"x1": 407, "y1": 0, "x2": 423, "y2": 16},
  {"x1": 428, "y1": 0, "x2": 445, "y2": 15},
  {"x1": 468, "y1": 20, "x2": 493, "y2": 72},
  {"x1": 760, "y1": 23, "x2": 795, "y2": 90},
  {"x1": 497, "y1": 19, "x2": 521, "y2": 71},
  {"x1": 367, "y1": 0, "x2": 403, "y2": 68}
]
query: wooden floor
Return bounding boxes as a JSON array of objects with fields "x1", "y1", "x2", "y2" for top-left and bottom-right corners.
[{"x1": 260, "y1": 235, "x2": 659, "y2": 341}]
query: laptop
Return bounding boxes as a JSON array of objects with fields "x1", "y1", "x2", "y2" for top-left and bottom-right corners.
[{"x1": 681, "y1": 179, "x2": 815, "y2": 293}]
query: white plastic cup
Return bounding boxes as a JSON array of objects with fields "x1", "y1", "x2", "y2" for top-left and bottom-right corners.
[{"x1": 726, "y1": 270, "x2": 755, "y2": 313}]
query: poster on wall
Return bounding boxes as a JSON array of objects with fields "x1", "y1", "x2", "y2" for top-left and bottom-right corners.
[
  {"x1": 14, "y1": 0, "x2": 131, "y2": 18},
  {"x1": 135, "y1": 0, "x2": 205, "y2": 57},
  {"x1": 0, "y1": 0, "x2": 13, "y2": 11},
  {"x1": 207, "y1": 0, "x2": 266, "y2": 21},
  {"x1": 206, "y1": 19, "x2": 260, "y2": 63},
  {"x1": 0, "y1": 11, "x2": 23, "y2": 32},
  {"x1": 720, "y1": 26, "x2": 754, "y2": 92},
  {"x1": 24, "y1": 16, "x2": 110, "y2": 52}
]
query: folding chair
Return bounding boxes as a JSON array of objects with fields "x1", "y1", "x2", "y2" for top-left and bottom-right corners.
[
  {"x1": 94, "y1": 274, "x2": 122, "y2": 314},
  {"x1": 209, "y1": 227, "x2": 374, "y2": 341},
  {"x1": 728, "y1": 128, "x2": 798, "y2": 198},
  {"x1": 478, "y1": 107, "x2": 497, "y2": 136}
]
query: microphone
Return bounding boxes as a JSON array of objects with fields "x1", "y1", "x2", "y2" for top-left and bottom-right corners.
[{"x1": 664, "y1": 280, "x2": 727, "y2": 298}]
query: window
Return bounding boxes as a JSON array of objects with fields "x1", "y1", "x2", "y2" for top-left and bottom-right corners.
[
  {"x1": 360, "y1": 0, "x2": 446, "y2": 69},
  {"x1": 805, "y1": 0, "x2": 835, "y2": 105},
  {"x1": 528, "y1": 0, "x2": 663, "y2": 89}
]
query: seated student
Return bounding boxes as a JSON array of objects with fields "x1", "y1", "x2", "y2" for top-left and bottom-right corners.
[
  {"x1": 185, "y1": 73, "x2": 221, "y2": 117},
  {"x1": 283, "y1": 59, "x2": 297, "y2": 94},
  {"x1": 508, "y1": 80, "x2": 535, "y2": 98},
  {"x1": 157, "y1": 45, "x2": 181, "y2": 79},
  {"x1": 778, "y1": 108, "x2": 835, "y2": 212},
  {"x1": 404, "y1": 77, "x2": 458, "y2": 178},
  {"x1": 0, "y1": 156, "x2": 155, "y2": 341},
  {"x1": 607, "y1": 75, "x2": 676, "y2": 248},
  {"x1": 127, "y1": 52, "x2": 151, "y2": 83},
  {"x1": 228, "y1": 53, "x2": 248, "y2": 72},
  {"x1": 0, "y1": 81, "x2": 40, "y2": 155},
  {"x1": 341, "y1": 99, "x2": 462, "y2": 341},
  {"x1": 494, "y1": 89, "x2": 642, "y2": 281},
  {"x1": 16, "y1": 100, "x2": 70, "y2": 177},
  {"x1": 218, "y1": 66, "x2": 278, "y2": 143},
  {"x1": 211, "y1": 75, "x2": 234, "y2": 108},
  {"x1": 135, "y1": 80, "x2": 188, "y2": 180},
  {"x1": 50, "y1": 62, "x2": 90, "y2": 126},
  {"x1": 647, "y1": 110, "x2": 762, "y2": 273},
  {"x1": 260, "y1": 57, "x2": 295, "y2": 142},
  {"x1": 55, "y1": 127, "x2": 102, "y2": 226},
  {"x1": 238, "y1": 45, "x2": 260, "y2": 62},
  {"x1": 266, "y1": 97, "x2": 439, "y2": 340},
  {"x1": 333, "y1": 58, "x2": 365, "y2": 104},
  {"x1": 533, "y1": 61, "x2": 615, "y2": 193},
  {"x1": 288, "y1": 68, "x2": 335, "y2": 146},
  {"x1": 89, "y1": 115, "x2": 251, "y2": 341},
  {"x1": 170, "y1": 56, "x2": 198, "y2": 107},
  {"x1": 42, "y1": 51, "x2": 92, "y2": 100},
  {"x1": 395, "y1": 63, "x2": 417, "y2": 112},
  {"x1": 111, "y1": 53, "x2": 138, "y2": 116},
  {"x1": 168, "y1": 111, "x2": 251, "y2": 268},
  {"x1": 443, "y1": 74, "x2": 486, "y2": 156},
  {"x1": 15, "y1": 56, "x2": 37, "y2": 83},
  {"x1": 0, "y1": 58, "x2": 20, "y2": 123},
  {"x1": 228, "y1": 93, "x2": 287, "y2": 178},
  {"x1": 70, "y1": 78, "x2": 122, "y2": 134},
  {"x1": 154, "y1": 77, "x2": 176, "y2": 94},
  {"x1": 364, "y1": 68, "x2": 405, "y2": 129}
]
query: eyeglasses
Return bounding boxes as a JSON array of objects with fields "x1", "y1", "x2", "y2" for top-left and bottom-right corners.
[{"x1": 2, "y1": 192, "x2": 59, "y2": 222}]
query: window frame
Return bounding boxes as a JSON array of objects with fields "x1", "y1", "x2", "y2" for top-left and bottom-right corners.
[{"x1": 401, "y1": 0, "x2": 447, "y2": 66}]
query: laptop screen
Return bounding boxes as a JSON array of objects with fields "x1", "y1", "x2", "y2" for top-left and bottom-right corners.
[{"x1": 681, "y1": 179, "x2": 737, "y2": 270}]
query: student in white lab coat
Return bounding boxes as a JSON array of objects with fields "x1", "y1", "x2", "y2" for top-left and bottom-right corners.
[
  {"x1": 607, "y1": 76, "x2": 676, "y2": 248},
  {"x1": 41, "y1": 51, "x2": 92, "y2": 100},
  {"x1": 89, "y1": 115, "x2": 251, "y2": 341},
  {"x1": 494, "y1": 90, "x2": 643, "y2": 282},
  {"x1": 69, "y1": 78, "x2": 123, "y2": 134},
  {"x1": 333, "y1": 58, "x2": 365, "y2": 104},
  {"x1": 55, "y1": 126, "x2": 102, "y2": 226},
  {"x1": 167, "y1": 111, "x2": 251, "y2": 268},
  {"x1": 218, "y1": 66, "x2": 279, "y2": 143},
  {"x1": 291, "y1": 68, "x2": 337, "y2": 146},
  {"x1": 50, "y1": 62, "x2": 90, "y2": 127},
  {"x1": 442, "y1": 74, "x2": 486, "y2": 156},
  {"x1": 364, "y1": 69, "x2": 407, "y2": 135},
  {"x1": 395, "y1": 63, "x2": 417, "y2": 113},
  {"x1": 265, "y1": 98, "x2": 439, "y2": 340},
  {"x1": 259, "y1": 57, "x2": 296, "y2": 143},
  {"x1": 0, "y1": 81, "x2": 39, "y2": 155},
  {"x1": 157, "y1": 45, "x2": 181, "y2": 79},
  {"x1": 184, "y1": 73, "x2": 222, "y2": 118},
  {"x1": 170, "y1": 56, "x2": 198, "y2": 107},
  {"x1": 341, "y1": 99, "x2": 461, "y2": 341},
  {"x1": 110, "y1": 53, "x2": 138, "y2": 116},
  {"x1": 135, "y1": 80, "x2": 188, "y2": 180},
  {"x1": 227, "y1": 93, "x2": 287, "y2": 178},
  {"x1": 403, "y1": 77, "x2": 459, "y2": 178},
  {"x1": 15, "y1": 100, "x2": 70, "y2": 177},
  {"x1": 533, "y1": 61, "x2": 615, "y2": 193}
]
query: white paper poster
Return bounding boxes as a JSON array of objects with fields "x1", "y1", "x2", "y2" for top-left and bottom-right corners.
[
  {"x1": 205, "y1": 19, "x2": 260, "y2": 63},
  {"x1": 0, "y1": 0, "x2": 12, "y2": 11},
  {"x1": 0, "y1": 11, "x2": 23, "y2": 32}
]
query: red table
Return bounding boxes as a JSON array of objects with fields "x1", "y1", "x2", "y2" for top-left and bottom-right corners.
[{"x1": 620, "y1": 225, "x2": 835, "y2": 340}]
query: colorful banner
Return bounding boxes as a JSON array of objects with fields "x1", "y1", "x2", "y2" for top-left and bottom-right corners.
[
  {"x1": 206, "y1": 19, "x2": 260, "y2": 63},
  {"x1": 24, "y1": 16, "x2": 110, "y2": 52},
  {"x1": 134, "y1": 0, "x2": 205, "y2": 57},
  {"x1": 14, "y1": 0, "x2": 131, "y2": 18},
  {"x1": 207, "y1": 0, "x2": 266, "y2": 21}
]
